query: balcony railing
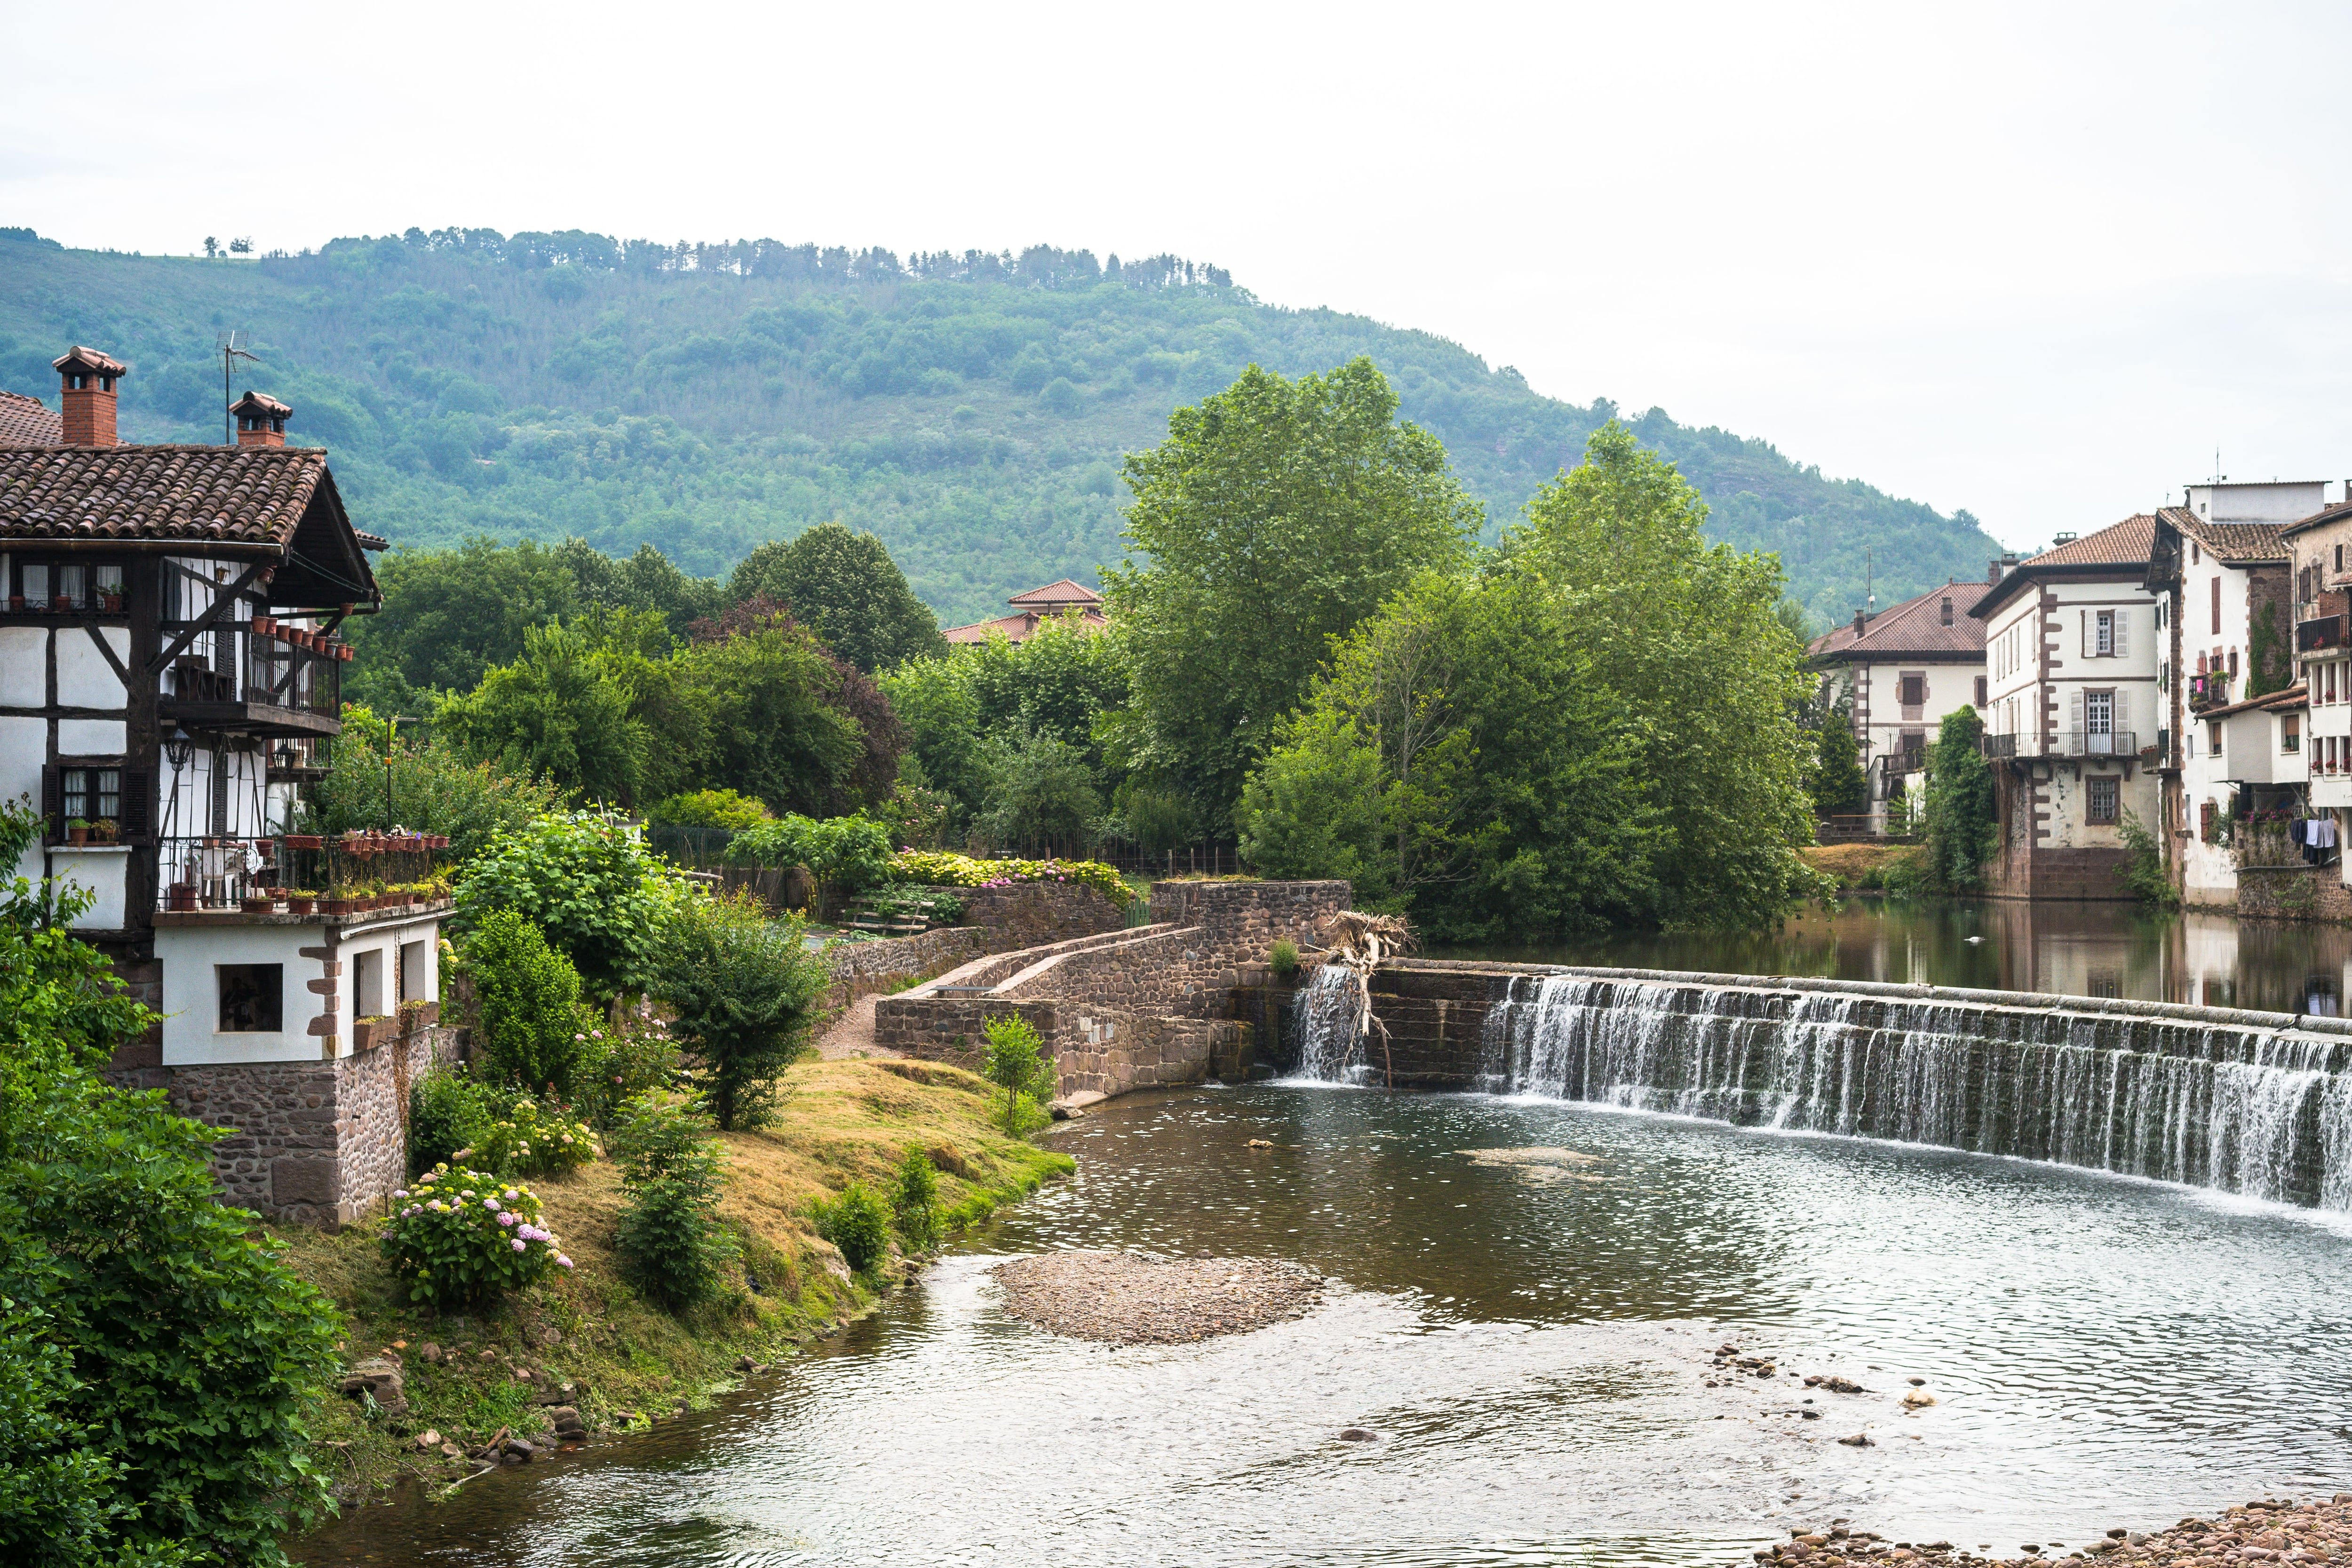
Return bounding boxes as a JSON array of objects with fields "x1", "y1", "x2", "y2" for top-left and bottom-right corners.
[
  {"x1": 1981, "y1": 732, "x2": 2018, "y2": 759},
  {"x1": 2188, "y1": 674, "x2": 2233, "y2": 712},
  {"x1": 2061, "y1": 730, "x2": 2137, "y2": 758},
  {"x1": 2299, "y1": 614, "x2": 2349, "y2": 654},
  {"x1": 159, "y1": 625, "x2": 344, "y2": 717},
  {"x1": 156, "y1": 830, "x2": 452, "y2": 915}
]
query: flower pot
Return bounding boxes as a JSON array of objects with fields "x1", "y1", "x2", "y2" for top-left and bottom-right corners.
[
  {"x1": 5, "y1": 597, "x2": 19, "y2": 612},
  {"x1": 283, "y1": 834, "x2": 321, "y2": 850},
  {"x1": 66, "y1": 827, "x2": 87, "y2": 846},
  {"x1": 286, "y1": 896, "x2": 316, "y2": 915},
  {"x1": 168, "y1": 883, "x2": 198, "y2": 911},
  {"x1": 52, "y1": 595, "x2": 71, "y2": 612},
  {"x1": 240, "y1": 896, "x2": 275, "y2": 915},
  {"x1": 403, "y1": 1000, "x2": 441, "y2": 1030},
  {"x1": 99, "y1": 594, "x2": 122, "y2": 612},
  {"x1": 324, "y1": 898, "x2": 355, "y2": 918}
]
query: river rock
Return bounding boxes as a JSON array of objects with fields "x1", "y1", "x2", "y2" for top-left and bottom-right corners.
[
  {"x1": 1836, "y1": 1432, "x2": 1874, "y2": 1447},
  {"x1": 338, "y1": 1357, "x2": 407, "y2": 1416},
  {"x1": 991, "y1": 1251, "x2": 1323, "y2": 1345},
  {"x1": 548, "y1": 1405, "x2": 587, "y2": 1439}
]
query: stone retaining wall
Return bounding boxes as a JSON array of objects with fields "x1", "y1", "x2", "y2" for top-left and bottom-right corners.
[
  {"x1": 824, "y1": 925, "x2": 988, "y2": 1011},
  {"x1": 2236, "y1": 865, "x2": 2352, "y2": 924},
  {"x1": 111, "y1": 1023, "x2": 458, "y2": 1226},
  {"x1": 959, "y1": 881, "x2": 1129, "y2": 947}
]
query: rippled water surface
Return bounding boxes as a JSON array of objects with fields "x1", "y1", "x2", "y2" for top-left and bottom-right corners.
[{"x1": 297, "y1": 1085, "x2": 2352, "y2": 1567}]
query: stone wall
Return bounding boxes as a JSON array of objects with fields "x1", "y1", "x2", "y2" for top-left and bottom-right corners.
[
  {"x1": 872, "y1": 995, "x2": 1060, "y2": 1070},
  {"x1": 958, "y1": 881, "x2": 1129, "y2": 947},
  {"x1": 823, "y1": 925, "x2": 988, "y2": 1011},
  {"x1": 1145, "y1": 878, "x2": 1351, "y2": 967},
  {"x1": 1052, "y1": 1008, "x2": 1246, "y2": 1099},
  {"x1": 2237, "y1": 864, "x2": 2352, "y2": 923},
  {"x1": 111, "y1": 1022, "x2": 458, "y2": 1226}
]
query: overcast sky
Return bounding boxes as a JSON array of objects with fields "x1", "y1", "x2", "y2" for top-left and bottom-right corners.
[{"x1": 6, "y1": 0, "x2": 2349, "y2": 549}]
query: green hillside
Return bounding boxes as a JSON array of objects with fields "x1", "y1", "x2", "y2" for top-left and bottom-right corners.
[{"x1": 0, "y1": 227, "x2": 2000, "y2": 629}]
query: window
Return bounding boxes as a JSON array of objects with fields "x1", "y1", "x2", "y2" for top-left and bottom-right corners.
[
  {"x1": 2212, "y1": 576, "x2": 2222, "y2": 635},
  {"x1": 399, "y1": 940, "x2": 430, "y2": 1004},
  {"x1": 2284, "y1": 714, "x2": 2301, "y2": 754},
  {"x1": 217, "y1": 964, "x2": 282, "y2": 1033},
  {"x1": 60, "y1": 767, "x2": 119, "y2": 824},
  {"x1": 352, "y1": 948, "x2": 386, "y2": 1021},
  {"x1": 2096, "y1": 610, "x2": 2114, "y2": 655},
  {"x1": 2087, "y1": 775, "x2": 2119, "y2": 824},
  {"x1": 18, "y1": 562, "x2": 47, "y2": 607},
  {"x1": 2338, "y1": 544, "x2": 2344, "y2": 573},
  {"x1": 2085, "y1": 689, "x2": 2113, "y2": 737},
  {"x1": 1900, "y1": 729, "x2": 1927, "y2": 770},
  {"x1": 1940, "y1": 597, "x2": 1954, "y2": 627},
  {"x1": 1974, "y1": 675, "x2": 1987, "y2": 706},
  {"x1": 2228, "y1": 647, "x2": 2239, "y2": 677},
  {"x1": 2211, "y1": 724, "x2": 2224, "y2": 757},
  {"x1": 1899, "y1": 673, "x2": 1926, "y2": 707}
]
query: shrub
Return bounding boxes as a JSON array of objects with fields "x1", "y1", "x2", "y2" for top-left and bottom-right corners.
[
  {"x1": 813, "y1": 1181, "x2": 890, "y2": 1274},
  {"x1": 380, "y1": 1166, "x2": 571, "y2": 1309},
  {"x1": 607, "y1": 1093, "x2": 737, "y2": 1309},
  {"x1": 890, "y1": 1147, "x2": 942, "y2": 1253},
  {"x1": 647, "y1": 788, "x2": 773, "y2": 830},
  {"x1": 464, "y1": 908, "x2": 596, "y2": 1094},
  {"x1": 474, "y1": 1097, "x2": 597, "y2": 1178},
  {"x1": 981, "y1": 1013, "x2": 1057, "y2": 1135},
  {"x1": 727, "y1": 812, "x2": 896, "y2": 901},
  {"x1": 889, "y1": 849, "x2": 1127, "y2": 903},
  {"x1": 571, "y1": 1016, "x2": 682, "y2": 1128},
  {"x1": 648, "y1": 892, "x2": 831, "y2": 1130},
  {"x1": 2119, "y1": 809, "x2": 2180, "y2": 908},
  {"x1": 453, "y1": 811, "x2": 689, "y2": 998},
  {"x1": 409, "y1": 1065, "x2": 491, "y2": 1175},
  {"x1": 1269, "y1": 938, "x2": 1299, "y2": 979}
]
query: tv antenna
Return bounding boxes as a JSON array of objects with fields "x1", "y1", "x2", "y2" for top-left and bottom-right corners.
[{"x1": 218, "y1": 331, "x2": 261, "y2": 445}]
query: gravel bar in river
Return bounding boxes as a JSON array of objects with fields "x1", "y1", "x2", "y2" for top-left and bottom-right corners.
[
  {"x1": 990, "y1": 1250, "x2": 1323, "y2": 1344},
  {"x1": 1741, "y1": 1493, "x2": 2352, "y2": 1568}
]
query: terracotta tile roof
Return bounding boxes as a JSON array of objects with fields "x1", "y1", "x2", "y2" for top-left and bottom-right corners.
[
  {"x1": 2162, "y1": 505, "x2": 2288, "y2": 563},
  {"x1": 229, "y1": 390, "x2": 293, "y2": 420},
  {"x1": 1807, "y1": 579, "x2": 1992, "y2": 662},
  {"x1": 943, "y1": 606, "x2": 1109, "y2": 645},
  {"x1": 2197, "y1": 682, "x2": 2307, "y2": 721},
  {"x1": 0, "y1": 445, "x2": 331, "y2": 547},
  {"x1": 1006, "y1": 578, "x2": 1102, "y2": 608},
  {"x1": 52, "y1": 345, "x2": 127, "y2": 378},
  {"x1": 2028, "y1": 512, "x2": 2158, "y2": 569},
  {"x1": 0, "y1": 391, "x2": 61, "y2": 446},
  {"x1": 2283, "y1": 499, "x2": 2352, "y2": 540}
]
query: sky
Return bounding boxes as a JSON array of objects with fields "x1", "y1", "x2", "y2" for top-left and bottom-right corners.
[{"x1": 4, "y1": 0, "x2": 2350, "y2": 550}]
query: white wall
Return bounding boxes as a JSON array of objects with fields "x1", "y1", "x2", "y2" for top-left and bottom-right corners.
[{"x1": 157, "y1": 909, "x2": 445, "y2": 1067}]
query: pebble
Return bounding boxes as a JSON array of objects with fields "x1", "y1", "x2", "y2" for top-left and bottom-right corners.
[
  {"x1": 1736, "y1": 1494, "x2": 2352, "y2": 1568},
  {"x1": 991, "y1": 1251, "x2": 1324, "y2": 1345}
]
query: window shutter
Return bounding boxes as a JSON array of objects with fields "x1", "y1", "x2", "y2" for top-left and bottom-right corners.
[
  {"x1": 2115, "y1": 610, "x2": 2129, "y2": 660},
  {"x1": 2114, "y1": 690, "x2": 2127, "y2": 740},
  {"x1": 119, "y1": 770, "x2": 150, "y2": 839},
  {"x1": 40, "y1": 765, "x2": 60, "y2": 837},
  {"x1": 2212, "y1": 576, "x2": 2222, "y2": 635},
  {"x1": 1920, "y1": 673, "x2": 1931, "y2": 704},
  {"x1": 2070, "y1": 690, "x2": 2083, "y2": 743},
  {"x1": 2081, "y1": 610, "x2": 2091, "y2": 658}
]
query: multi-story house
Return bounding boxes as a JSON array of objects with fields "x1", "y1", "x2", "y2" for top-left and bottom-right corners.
[
  {"x1": 2141, "y1": 497, "x2": 2303, "y2": 907},
  {"x1": 1972, "y1": 515, "x2": 2162, "y2": 898},
  {"x1": 1804, "y1": 575, "x2": 1995, "y2": 831},
  {"x1": 0, "y1": 346, "x2": 452, "y2": 1224}
]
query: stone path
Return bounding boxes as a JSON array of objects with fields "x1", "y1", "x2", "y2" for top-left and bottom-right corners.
[{"x1": 814, "y1": 991, "x2": 901, "y2": 1061}]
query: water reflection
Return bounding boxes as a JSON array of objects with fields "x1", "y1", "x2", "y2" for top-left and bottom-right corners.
[{"x1": 1440, "y1": 898, "x2": 2352, "y2": 1015}]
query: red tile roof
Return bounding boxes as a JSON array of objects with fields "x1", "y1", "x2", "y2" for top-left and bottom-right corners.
[
  {"x1": 52, "y1": 345, "x2": 127, "y2": 378},
  {"x1": 1974, "y1": 513, "x2": 2158, "y2": 620},
  {"x1": 1006, "y1": 578, "x2": 1102, "y2": 608},
  {"x1": 2162, "y1": 505, "x2": 2288, "y2": 563},
  {"x1": 1808, "y1": 579, "x2": 1992, "y2": 663},
  {"x1": 0, "y1": 391, "x2": 61, "y2": 446},
  {"x1": 0, "y1": 445, "x2": 335, "y2": 547},
  {"x1": 2196, "y1": 681, "x2": 2307, "y2": 721},
  {"x1": 943, "y1": 606, "x2": 1108, "y2": 645}
]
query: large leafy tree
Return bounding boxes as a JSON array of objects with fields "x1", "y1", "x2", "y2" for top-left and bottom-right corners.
[
  {"x1": 1923, "y1": 705, "x2": 1999, "y2": 891},
  {"x1": 0, "y1": 800, "x2": 344, "y2": 1566},
  {"x1": 1504, "y1": 422, "x2": 1824, "y2": 925},
  {"x1": 432, "y1": 614, "x2": 693, "y2": 807},
  {"x1": 1104, "y1": 358, "x2": 1480, "y2": 831},
  {"x1": 1239, "y1": 571, "x2": 1660, "y2": 938},
  {"x1": 342, "y1": 536, "x2": 585, "y2": 712},
  {"x1": 1811, "y1": 704, "x2": 1870, "y2": 818},
  {"x1": 725, "y1": 521, "x2": 945, "y2": 673},
  {"x1": 681, "y1": 597, "x2": 902, "y2": 815}
]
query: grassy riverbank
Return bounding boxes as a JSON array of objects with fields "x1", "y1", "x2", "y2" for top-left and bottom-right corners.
[
  {"x1": 1800, "y1": 842, "x2": 1924, "y2": 891},
  {"x1": 278, "y1": 1057, "x2": 1073, "y2": 1506}
]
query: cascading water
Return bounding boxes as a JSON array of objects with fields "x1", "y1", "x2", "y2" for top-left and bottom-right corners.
[
  {"x1": 1287, "y1": 964, "x2": 1368, "y2": 1083},
  {"x1": 1461, "y1": 971, "x2": 2352, "y2": 1208}
]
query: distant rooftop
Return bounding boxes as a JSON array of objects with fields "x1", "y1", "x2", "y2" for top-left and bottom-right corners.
[{"x1": 944, "y1": 578, "x2": 1109, "y2": 645}]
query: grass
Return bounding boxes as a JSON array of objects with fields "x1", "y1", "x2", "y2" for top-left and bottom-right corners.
[
  {"x1": 1799, "y1": 842, "x2": 1924, "y2": 889},
  {"x1": 280, "y1": 1056, "x2": 1073, "y2": 1506}
]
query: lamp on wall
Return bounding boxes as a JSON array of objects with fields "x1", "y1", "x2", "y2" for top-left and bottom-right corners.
[{"x1": 163, "y1": 729, "x2": 194, "y2": 771}]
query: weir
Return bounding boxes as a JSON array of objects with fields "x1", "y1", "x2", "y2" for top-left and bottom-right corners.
[{"x1": 1291, "y1": 961, "x2": 2352, "y2": 1209}]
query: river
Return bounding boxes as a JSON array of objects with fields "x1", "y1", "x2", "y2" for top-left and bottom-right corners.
[
  {"x1": 295, "y1": 1081, "x2": 2352, "y2": 1567},
  {"x1": 1438, "y1": 897, "x2": 2352, "y2": 1016}
]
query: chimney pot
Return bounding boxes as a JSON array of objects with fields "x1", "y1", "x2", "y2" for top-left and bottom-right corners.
[
  {"x1": 53, "y1": 345, "x2": 128, "y2": 447},
  {"x1": 230, "y1": 390, "x2": 293, "y2": 448},
  {"x1": 1853, "y1": 609, "x2": 1867, "y2": 637}
]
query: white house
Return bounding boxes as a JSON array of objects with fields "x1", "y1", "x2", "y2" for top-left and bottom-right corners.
[
  {"x1": 1804, "y1": 575, "x2": 1994, "y2": 831},
  {"x1": 1972, "y1": 515, "x2": 2163, "y2": 899}
]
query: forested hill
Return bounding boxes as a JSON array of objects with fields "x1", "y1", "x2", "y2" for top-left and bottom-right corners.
[{"x1": 0, "y1": 227, "x2": 2001, "y2": 629}]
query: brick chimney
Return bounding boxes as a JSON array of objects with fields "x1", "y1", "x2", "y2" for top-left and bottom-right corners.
[
  {"x1": 1852, "y1": 608, "x2": 1867, "y2": 637},
  {"x1": 54, "y1": 346, "x2": 128, "y2": 446},
  {"x1": 230, "y1": 390, "x2": 292, "y2": 448}
]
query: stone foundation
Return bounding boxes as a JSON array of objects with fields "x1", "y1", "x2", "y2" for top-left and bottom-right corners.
[
  {"x1": 110, "y1": 1023, "x2": 458, "y2": 1226},
  {"x1": 957, "y1": 881, "x2": 1129, "y2": 946},
  {"x1": 2236, "y1": 864, "x2": 2352, "y2": 923}
]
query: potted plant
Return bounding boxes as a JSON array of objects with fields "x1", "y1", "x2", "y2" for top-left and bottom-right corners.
[
  {"x1": 323, "y1": 887, "x2": 357, "y2": 918},
  {"x1": 52, "y1": 593, "x2": 72, "y2": 612},
  {"x1": 90, "y1": 818, "x2": 119, "y2": 845},
  {"x1": 64, "y1": 817, "x2": 88, "y2": 847},
  {"x1": 351, "y1": 1015, "x2": 390, "y2": 1051},
  {"x1": 400, "y1": 997, "x2": 441, "y2": 1031},
  {"x1": 6, "y1": 595, "x2": 20, "y2": 613},
  {"x1": 252, "y1": 615, "x2": 275, "y2": 636},
  {"x1": 167, "y1": 882, "x2": 197, "y2": 912},
  {"x1": 286, "y1": 889, "x2": 317, "y2": 915},
  {"x1": 283, "y1": 833, "x2": 321, "y2": 850},
  {"x1": 240, "y1": 891, "x2": 276, "y2": 915}
]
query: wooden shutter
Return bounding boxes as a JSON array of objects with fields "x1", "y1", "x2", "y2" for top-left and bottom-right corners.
[
  {"x1": 118, "y1": 770, "x2": 150, "y2": 839},
  {"x1": 2212, "y1": 576, "x2": 2222, "y2": 635},
  {"x1": 2115, "y1": 609, "x2": 2129, "y2": 660},
  {"x1": 2113, "y1": 689, "x2": 2127, "y2": 741},
  {"x1": 40, "y1": 764, "x2": 60, "y2": 837},
  {"x1": 2070, "y1": 690, "x2": 2083, "y2": 745},
  {"x1": 2081, "y1": 610, "x2": 2092, "y2": 658}
]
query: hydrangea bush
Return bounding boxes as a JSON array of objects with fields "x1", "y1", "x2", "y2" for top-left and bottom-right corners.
[
  {"x1": 471, "y1": 1098, "x2": 596, "y2": 1178},
  {"x1": 381, "y1": 1166, "x2": 573, "y2": 1308},
  {"x1": 887, "y1": 850, "x2": 1127, "y2": 903}
]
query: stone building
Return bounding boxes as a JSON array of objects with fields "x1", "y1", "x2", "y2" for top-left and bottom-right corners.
[
  {"x1": 1804, "y1": 574, "x2": 1996, "y2": 831},
  {"x1": 0, "y1": 346, "x2": 450, "y2": 1224}
]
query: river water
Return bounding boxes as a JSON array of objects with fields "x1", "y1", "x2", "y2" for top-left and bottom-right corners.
[
  {"x1": 296, "y1": 1082, "x2": 2352, "y2": 1567},
  {"x1": 1439, "y1": 898, "x2": 2352, "y2": 1016}
]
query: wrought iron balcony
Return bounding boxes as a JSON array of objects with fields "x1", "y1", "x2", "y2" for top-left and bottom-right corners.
[
  {"x1": 1981, "y1": 732, "x2": 2019, "y2": 759},
  {"x1": 2298, "y1": 614, "x2": 2348, "y2": 654},
  {"x1": 2059, "y1": 730, "x2": 2136, "y2": 758}
]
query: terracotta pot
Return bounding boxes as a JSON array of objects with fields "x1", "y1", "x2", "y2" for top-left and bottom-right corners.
[
  {"x1": 66, "y1": 827, "x2": 87, "y2": 846},
  {"x1": 168, "y1": 883, "x2": 197, "y2": 911},
  {"x1": 100, "y1": 594, "x2": 122, "y2": 612},
  {"x1": 324, "y1": 898, "x2": 355, "y2": 917},
  {"x1": 52, "y1": 595, "x2": 71, "y2": 612},
  {"x1": 6, "y1": 597, "x2": 20, "y2": 612},
  {"x1": 252, "y1": 615, "x2": 275, "y2": 635},
  {"x1": 240, "y1": 896, "x2": 275, "y2": 915},
  {"x1": 286, "y1": 896, "x2": 316, "y2": 915},
  {"x1": 284, "y1": 834, "x2": 321, "y2": 850}
]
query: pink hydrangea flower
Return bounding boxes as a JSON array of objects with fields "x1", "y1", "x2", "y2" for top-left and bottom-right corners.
[
  {"x1": 556, "y1": 1254, "x2": 574, "y2": 1269},
  {"x1": 498, "y1": 1211, "x2": 517, "y2": 1227},
  {"x1": 511, "y1": 1238, "x2": 527, "y2": 1252}
]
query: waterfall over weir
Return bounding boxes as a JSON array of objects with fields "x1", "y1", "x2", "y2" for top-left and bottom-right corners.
[{"x1": 1295, "y1": 964, "x2": 2352, "y2": 1209}]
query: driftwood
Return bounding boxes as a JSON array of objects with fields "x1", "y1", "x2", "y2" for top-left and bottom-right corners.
[{"x1": 1311, "y1": 910, "x2": 1414, "y2": 1087}]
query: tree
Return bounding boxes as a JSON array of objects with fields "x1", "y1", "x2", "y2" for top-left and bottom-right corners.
[
  {"x1": 452, "y1": 812, "x2": 687, "y2": 1000},
  {"x1": 432, "y1": 618, "x2": 671, "y2": 806},
  {"x1": 303, "y1": 704, "x2": 569, "y2": 858},
  {"x1": 1922, "y1": 705, "x2": 1999, "y2": 891},
  {"x1": 1238, "y1": 571, "x2": 1661, "y2": 937},
  {"x1": 0, "y1": 799, "x2": 343, "y2": 1566},
  {"x1": 725, "y1": 522, "x2": 944, "y2": 673},
  {"x1": 464, "y1": 908, "x2": 595, "y2": 1093},
  {"x1": 974, "y1": 729, "x2": 1101, "y2": 854},
  {"x1": 647, "y1": 893, "x2": 831, "y2": 1130},
  {"x1": 1505, "y1": 422, "x2": 1824, "y2": 926},
  {"x1": 1811, "y1": 706, "x2": 1869, "y2": 819},
  {"x1": 1104, "y1": 358, "x2": 1480, "y2": 831},
  {"x1": 342, "y1": 537, "x2": 586, "y2": 713},
  {"x1": 681, "y1": 598, "x2": 897, "y2": 814}
]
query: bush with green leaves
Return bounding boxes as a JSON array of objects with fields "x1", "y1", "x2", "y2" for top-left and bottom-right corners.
[
  {"x1": 813, "y1": 1181, "x2": 891, "y2": 1274},
  {"x1": 1269, "y1": 938, "x2": 1299, "y2": 979},
  {"x1": 607, "y1": 1093, "x2": 737, "y2": 1309},
  {"x1": 570, "y1": 1016, "x2": 683, "y2": 1128},
  {"x1": 981, "y1": 1013, "x2": 1058, "y2": 1135},
  {"x1": 381, "y1": 1166, "x2": 572, "y2": 1309},
  {"x1": 453, "y1": 811, "x2": 688, "y2": 998},
  {"x1": 647, "y1": 788, "x2": 774, "y2": 830},
  {"x1": 647, "y1": 892, "x2": 831, "y2": 1130},
  {"x1": 890, "y1": 1147, "x2": 942, "y2": 1253},
  {"x1": 473, "y1": 1097, "x2": 597, "y2": 1178},
  {"x1": 888, "y1": 849, "x2": 1127, "y2": 903},
  {"x1": 408, "y1": 1064, "x2": 491, "y2": 1176},
  {"x1": 0, "y1": 795, "x2": 344, "y2": 1566},
  {"x1": 727, "y1": 812, "x2": 895, "y2": 901},
  {"x1": 463, "y1": 907, "x2": 597, "y2": 1094}
]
